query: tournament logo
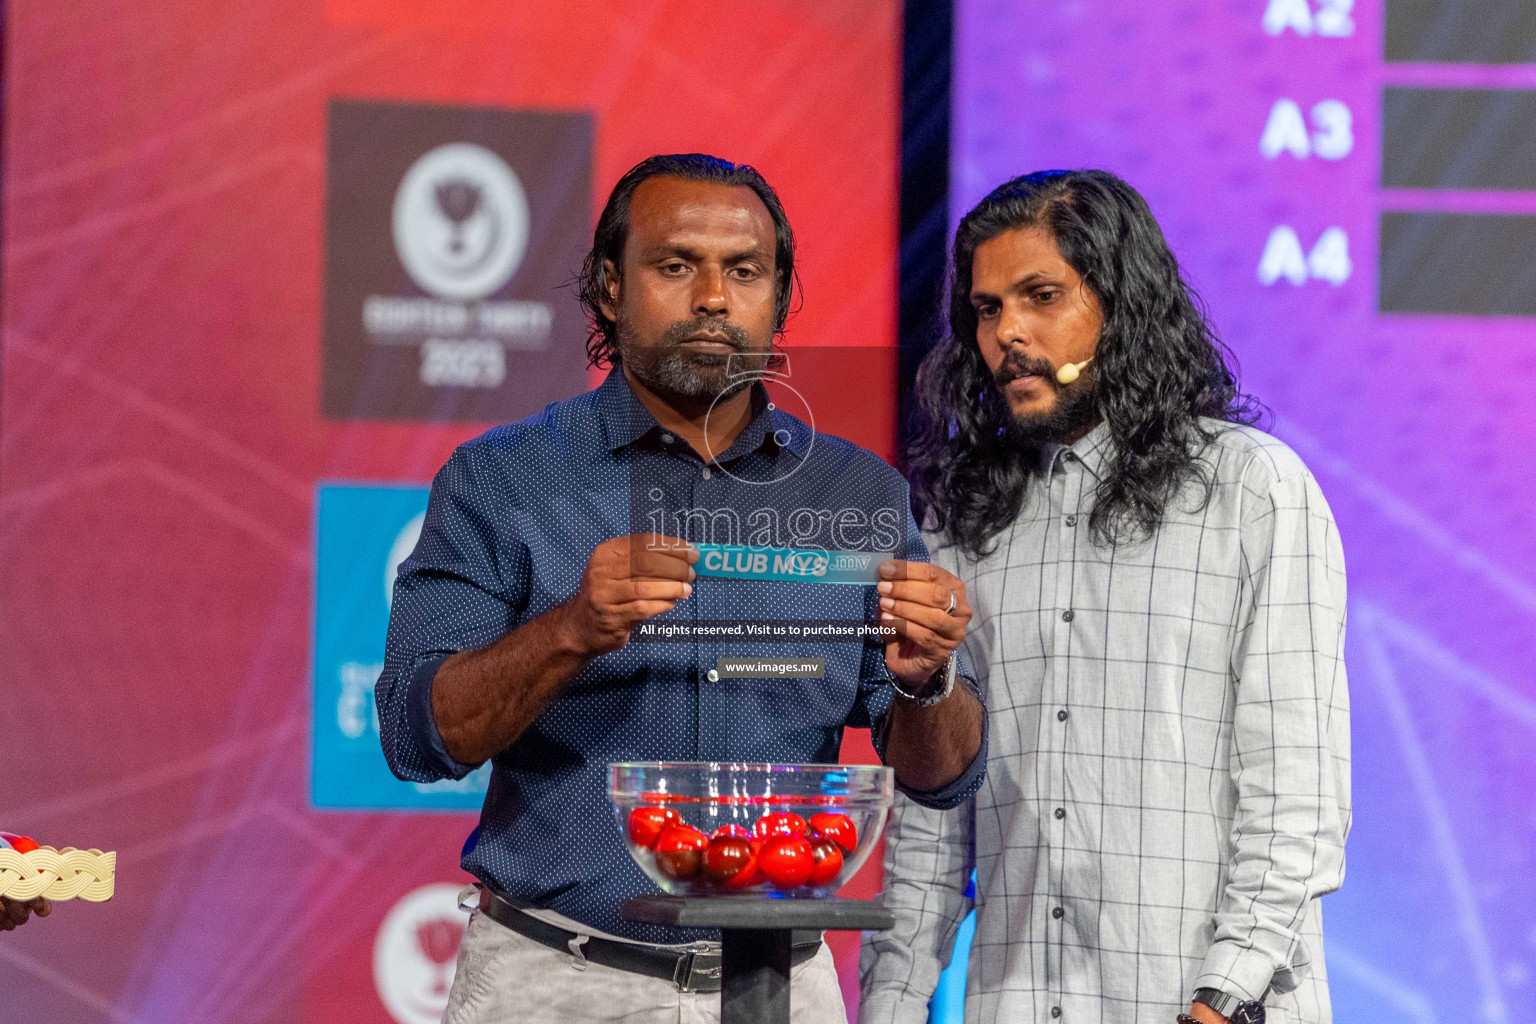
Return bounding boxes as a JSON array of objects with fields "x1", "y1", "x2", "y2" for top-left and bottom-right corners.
[
  {"x1": 392, "y1": 143, "x2": 530, "y2": 301},
  {"x1": 373, "y1": 883, "x2": 467, "y2": 1024},
  {"x1": 323, "y1": 99, "x2": 593, "y2": 421}
]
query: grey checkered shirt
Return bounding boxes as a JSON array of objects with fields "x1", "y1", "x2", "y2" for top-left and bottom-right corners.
[{"x1": 860, "y1": 421, "x2": 1350, "y2": 1024}]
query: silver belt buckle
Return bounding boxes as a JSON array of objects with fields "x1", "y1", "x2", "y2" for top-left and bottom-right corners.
[{"x1": 673, "y1": 945, "x2": 723, "y2": 993}]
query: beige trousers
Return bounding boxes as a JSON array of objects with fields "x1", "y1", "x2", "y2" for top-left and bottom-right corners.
[{"x1": 443, "y1": 908, "x2": 849, "y2": 1024}]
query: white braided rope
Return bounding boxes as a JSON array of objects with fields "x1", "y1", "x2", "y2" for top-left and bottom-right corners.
[{"x1": 0, "y1": 847, "x2": 115, "y2": 902}]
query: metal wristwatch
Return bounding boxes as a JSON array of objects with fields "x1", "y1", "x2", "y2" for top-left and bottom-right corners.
[
  {"x1": 887, "y1": 653, "x2": 957, "y2": 707},
  {"x1": 1185, "y1": 987, "x2": 1266, "y2": 1024}
]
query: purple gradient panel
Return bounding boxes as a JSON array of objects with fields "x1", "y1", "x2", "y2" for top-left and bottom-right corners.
[{"x1": 954, "y1": 2, "x2": 1536, "y2": 1022}]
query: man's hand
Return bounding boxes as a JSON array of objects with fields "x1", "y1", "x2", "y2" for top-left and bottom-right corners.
[
  {"x1": 558, "y1": 534, "x2": 697, "y2": 657},
  {"x1": 431, "y1": 533, "x2": 697, "y2": 764},
  {"x1": 1, "y1": 896, "x2": 51, "y2": 932},
  {"x1": 878, "y1": 560, "x2": 972, "y2": 691},
  {"x1": 876, "y1": 559, "x2": 983, "y2": 793}
]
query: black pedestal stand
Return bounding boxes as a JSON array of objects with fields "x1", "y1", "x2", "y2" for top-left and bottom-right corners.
[{"x1": 621, "y1": 895, "x2": 895, "y2": 1024}]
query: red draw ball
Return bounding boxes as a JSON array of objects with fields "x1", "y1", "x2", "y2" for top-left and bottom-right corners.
[
  {"x1": 627, "y1": 806, "x2": 680, "y2": 849},
  {"x1": 753, "y1": 812, "x2": 808, "y2": 841},
  {"x1": 702, "y1": 836, "x2": 757, "y2": 888},
  {"x1": 744, "y1": 837, "x2": 766, "y2": 887},
  {"x1": 808, "y1": 812, "x2": 858, "y2": 852},
  {"x1": 808, "y1": 837, "x2": 844, "y2": 886},
  {"x1": 710, "y1": 824, "x2": 751, "y2": 840},
  {"x1": 653, "y1": 825, "x2": 709, "y2": 881},
  {"x1": 757, "y1": 835, "x2": 814, "y2": 889}
]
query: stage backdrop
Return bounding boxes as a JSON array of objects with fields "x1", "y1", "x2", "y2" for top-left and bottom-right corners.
[
  {"x1": 929, "y1": 2, "x2": 1536, "y2": 1023},
  {"x1": 0, "y1": 2, "x2": 899, "y2": 1021}
]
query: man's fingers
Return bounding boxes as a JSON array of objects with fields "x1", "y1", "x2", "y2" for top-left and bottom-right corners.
[
  {"x1": 597, "y1": 598, "x2": 680, "y2": 630},
  {"x1": 879, "y1": 616, "x2": 949, "y2": 664},
  {"x1": 879, "y1": 579, "x2": 968, "y2": 612},
  {"x1": 624, "y1": 580, "x2": 693, "y2": 602},
  {"x1": 878, "y1": 613, "x2": 915, "y2": 644},
  {"x1": 630, "y1": 533, "x2": 698, "y2": 558},
  {"x1": 878, "y1": 559, "x2": 932, "y2": 583},
  {"x1": 593, "y1": 577, "x2": 692, "y2": 607},
  {"x1": 882, "y1": 600, "x2": 964, "y2": 639},
  {"x1": 877, "y1": 559, "x2": 948, "y2": 584},
  {"x1": 627, "y1": 547, "x2": 697, "y2": 582}
]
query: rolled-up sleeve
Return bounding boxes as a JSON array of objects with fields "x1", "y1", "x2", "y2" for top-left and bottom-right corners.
[
  {"x1": 375, "y1": 443, "x2": 530, "y2": 783},
  {"x1": 1197, "y1": 461, "x2": 1351, "y2": 1000},
  {"x1": 859, "y1": 506, "x2": 988, "y2": 810},
  {"x1": 859, "y1": 793, "x2": 976, "y2": 1024}
]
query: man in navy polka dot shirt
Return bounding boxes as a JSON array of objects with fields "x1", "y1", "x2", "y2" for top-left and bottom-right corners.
[{"x1": 377, "y1": 154, "x2": 987, "y2": 1023}]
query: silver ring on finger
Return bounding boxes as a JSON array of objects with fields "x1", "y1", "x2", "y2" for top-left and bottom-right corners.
[{"x1": 945, "y1": 591, "x2": 957, "y2": 616}]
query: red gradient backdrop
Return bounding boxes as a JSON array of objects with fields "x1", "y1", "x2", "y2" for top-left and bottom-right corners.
[{"x1": 0, "y1": 2, "x2": 899, "y2": 1020}]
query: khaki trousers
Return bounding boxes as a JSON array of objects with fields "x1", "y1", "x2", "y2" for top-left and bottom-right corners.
[{"x1": 443, "y1": 908, "x2": 849, "y2": 1024}]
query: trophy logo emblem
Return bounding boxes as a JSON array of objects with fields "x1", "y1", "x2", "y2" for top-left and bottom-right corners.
[
  {"x1": 392, "y1": 143, "x2": 530, "y2": 300},
  {"x1": 415, "y1": 916, "x2": 463, "y2": 997},
  {"x1": 434, "y1": 179, "x2": 483, "y2": 255},
  {"x1": 373, "y1": 883, "x2": 467, "y2": 1024}
]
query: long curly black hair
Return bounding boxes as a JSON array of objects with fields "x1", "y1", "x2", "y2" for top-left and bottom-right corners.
[{"x1": 908, "y1": 169, "x2": 1264, "y2": 558}]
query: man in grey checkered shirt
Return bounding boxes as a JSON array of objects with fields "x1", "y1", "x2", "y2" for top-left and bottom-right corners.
[{"x1": 860, "y1": 170, "x2": 1350, "y2": 1024}]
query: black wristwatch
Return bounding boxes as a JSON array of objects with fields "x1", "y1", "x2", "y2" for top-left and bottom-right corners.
[{"x1": 1183, "y1": 987, "x2": 1266, "y2": 1024}]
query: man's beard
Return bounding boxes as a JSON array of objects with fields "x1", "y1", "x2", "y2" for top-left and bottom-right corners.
[
  {"x1": 992, "y1": 349, "x2": 1101, "y2": 446},
  {"x1": 618, "y1": 315, "x2": 773, "y2": 402}
]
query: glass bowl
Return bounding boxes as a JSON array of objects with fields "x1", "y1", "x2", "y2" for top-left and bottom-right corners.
[{"x1": 609, "y1": 762, "x2": 893, "y2": 898}]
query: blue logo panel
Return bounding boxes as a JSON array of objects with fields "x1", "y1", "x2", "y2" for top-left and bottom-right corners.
[
  {"x1": 693, "y1": 543, "x2": 894, "y2": 585},
  {"x1": 312, "y1": 483, "x2": 490, "y2": 811}
]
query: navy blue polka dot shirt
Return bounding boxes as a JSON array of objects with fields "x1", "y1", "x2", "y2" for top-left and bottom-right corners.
[{"x1": 375, "y1": 368, "x2": 986, "y2": 942}]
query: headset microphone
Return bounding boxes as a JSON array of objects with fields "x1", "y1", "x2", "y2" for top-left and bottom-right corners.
[{"x1": 1056, "y1": 357, "x2": 1093, "y2": 385}]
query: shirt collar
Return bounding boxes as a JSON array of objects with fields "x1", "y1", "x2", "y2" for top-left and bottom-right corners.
[
  {"x1": 594, "y1": 366, "x2": 810, "y2": 462},
  {"x1": 1047, "y1": 419, "x2": 1113, "y2": 480},
  {"x1": 594, "y1": 367, "x2": 655, "y2": 452}
]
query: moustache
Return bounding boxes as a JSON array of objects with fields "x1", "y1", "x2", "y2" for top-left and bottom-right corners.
[
  {"x1": 993, "y1": 350, "x2": 1060, "y2": 387},
  {"x1": 658, "y1": 317, "x2": 753, "y2": 351}
]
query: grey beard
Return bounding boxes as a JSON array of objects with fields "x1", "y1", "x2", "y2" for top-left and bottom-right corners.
[
  {"x1": 618, "y1": 316, "x2": 772, "y2": 402},
  {"x1": 627, "y1": 346, "x2": 755, "y2": 401}
]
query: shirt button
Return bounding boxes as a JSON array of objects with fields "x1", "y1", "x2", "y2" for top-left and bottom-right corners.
[
  {"x1": 705, "y1": 669, "x2": 719, "y2": 682},
  {"x1": 662, "y1": 433, "x2": 675, "y2": 444},
  {"x1": 1057, "y1": 709, "x2": 1069, "y2": 722},
  {"x1": 1051, "y1": 1008, "x2": 1062, "y2": 1019},
  {"x1": 1064, "y1": 514, "x2": 1077, "y2": 527},
  {"x1": 1061, "y1": 609, "x2": 1074, "y2": 622},
  {"x1": 1052, "y1": 906, "x2": 1064, "y2": 919},
  {"x1": 1063, "y1": 452, "x2": 1077, "y2": 462},
  {"x1": 1054, "y1": 807, "x2": 1066, "y2": 819},
  {"x1": 701, "y1": 467, "x2": 712, "y2": 480}
]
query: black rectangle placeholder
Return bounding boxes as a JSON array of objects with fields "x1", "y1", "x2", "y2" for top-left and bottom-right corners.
[
  {"x1": 1386, "y1": 1, "x2": 1536, "y2": 64},
  {"x1": 1380, "y1": 212, "x2": 1536, "y2": 316},
  {"x1": 1383, "y1": 89, "x2": 1536, "y2": 191}
]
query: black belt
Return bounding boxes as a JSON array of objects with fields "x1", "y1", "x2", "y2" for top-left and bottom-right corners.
[{"x1": 476, "y1": 888, "x2": 821, "y2": 993}]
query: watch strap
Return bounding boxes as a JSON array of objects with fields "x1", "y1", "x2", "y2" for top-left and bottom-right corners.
[
  {"x1": 888, "y1": 653, "x2": 956, "y2": 706},
  {"x1": 1191, "y1": 986, "x2": 1266, "y2": 1024},
  {"x1": 1193, "y1": 988, "x2": 1237, "y2": 1015}
]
